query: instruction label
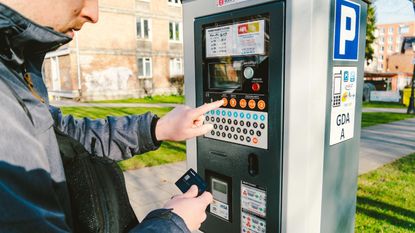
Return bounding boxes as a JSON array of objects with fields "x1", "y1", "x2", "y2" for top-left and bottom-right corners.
[
  {"x1": 241, "y1": 181, "x2": 266, "y2": 217},
  {"x1": 217, "y1": 0, "x2": 251, "y2": 7},
  {"x1": 241, "y1": 181, "x2": 267, "y2": 233},
  {"x1": 330, "y1": 67, "x2": 357, "y2": 145},
  {"x1": 210, "y1": 199, "x2": 229, "y2": 220},
  {"x1": 241, "y1": 211, "x2": 266, "y2": 233},
  {"x1": 206, "y1": 20, "x2": 265, "y2": 58}
]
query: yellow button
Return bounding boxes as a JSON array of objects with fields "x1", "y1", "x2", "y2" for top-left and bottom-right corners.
[
  {"x1": 239, "y1": 99, "x2": 247, "y2": 108},
  {"x1": 257, "y1": 100, "x2": 266, "y2": 110},
  {"x1": 230, "y1": 98, "x2": 237, "y2": 107},
  {"x1": 248, "y1": 99, "x2": 256, "y2": 109}
]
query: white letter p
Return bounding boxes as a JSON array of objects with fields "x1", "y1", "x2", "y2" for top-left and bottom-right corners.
[{"x1": 339, "y1": 5, "x2": 356, "y2": 55}]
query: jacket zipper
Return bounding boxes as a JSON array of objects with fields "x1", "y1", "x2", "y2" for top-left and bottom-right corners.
[{"x1": 22, "y1": 72, "x2": 45, "y2": 103}]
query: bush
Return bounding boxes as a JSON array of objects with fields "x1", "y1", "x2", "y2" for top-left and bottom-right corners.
[{"x1": 170, "y1": 75, "x2": 184, "y2": 96}]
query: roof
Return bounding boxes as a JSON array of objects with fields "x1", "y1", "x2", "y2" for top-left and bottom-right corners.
[{"x1": 364, "y1": 71, "x2": 412, "y2": 78}]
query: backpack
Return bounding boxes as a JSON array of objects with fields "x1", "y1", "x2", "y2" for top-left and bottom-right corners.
[
  {"x1": 54, "y1": 128, "x2": 139, "y2": 233},
  {"x1": 0, "y1": 77, "x2": 139, "y2": 233}
]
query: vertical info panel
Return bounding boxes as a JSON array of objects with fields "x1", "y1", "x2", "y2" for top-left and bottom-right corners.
[{"x1": 203, "y1": 16, "x2": 270, "y2": 150}]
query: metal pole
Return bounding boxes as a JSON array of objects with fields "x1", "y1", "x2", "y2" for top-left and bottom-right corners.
[{"x1": 407, "y1": 62, "x2": 415, "y2": 114}]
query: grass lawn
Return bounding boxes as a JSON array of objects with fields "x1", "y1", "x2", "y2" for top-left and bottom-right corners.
[
  {"x1": 361, "y1": 112, "x2": 415, "y2": 128},
  {"x1": 60, "y1": 107, "x2": 186, "y2": 170},
  {"x1": 363, "y1": 101, "x2": 406, "y2": 109},
  {"x1": 355, "y1": 153, "x2": 415, "y2": 233},
  {"x1": 89, "y1": 95, "x2": 185, "y2": 104}
]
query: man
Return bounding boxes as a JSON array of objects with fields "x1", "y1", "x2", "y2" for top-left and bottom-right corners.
[{"x1": 0, "y1": 0, "x2": 223, "y2": 232}]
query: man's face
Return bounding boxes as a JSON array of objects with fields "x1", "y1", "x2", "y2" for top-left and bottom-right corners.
[{"x1": 34, "y1": 0, "x2": 99, "y2": 38}]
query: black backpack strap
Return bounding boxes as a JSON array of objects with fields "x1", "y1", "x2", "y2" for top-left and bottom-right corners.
[{"x1": 0, "y1": 76, "x2": 34, "y2": 125}]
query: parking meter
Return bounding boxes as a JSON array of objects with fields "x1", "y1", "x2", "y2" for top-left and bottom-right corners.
[{"x1": 183, "y1": 0, "x2": 368, "y2": 232}]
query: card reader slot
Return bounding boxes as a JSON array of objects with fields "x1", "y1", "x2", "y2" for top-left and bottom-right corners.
[{"x1": 209, "y1": 151, "x2": 228, "y2": 158}]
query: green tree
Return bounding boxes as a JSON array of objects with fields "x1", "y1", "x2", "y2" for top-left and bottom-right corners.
[{"x1": 365, "y1": 5, "x2": 376, "y2": 65}]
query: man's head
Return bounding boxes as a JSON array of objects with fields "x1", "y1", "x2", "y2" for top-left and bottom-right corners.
[{"x1": 1, "y1": 0, "x2": 99, "y2": 38}]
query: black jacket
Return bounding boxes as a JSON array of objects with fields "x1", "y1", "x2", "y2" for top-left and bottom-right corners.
[{"x1": 0, "y1": 3, "x2": 189, "y2": 233}]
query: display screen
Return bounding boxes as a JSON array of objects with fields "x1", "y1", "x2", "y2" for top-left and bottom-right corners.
[
  {"x1": 213, "y1": 180, "x2": 227, "y2": 194},
  {"x1": 334, "y1": 73, "x2": 342, "y2": 95},
  {"x1": 209, "y1": 63, "x2": 242, "y2": 90}
]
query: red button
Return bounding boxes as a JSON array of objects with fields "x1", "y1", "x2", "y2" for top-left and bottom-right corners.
[{"x1": 252, "y1": 83, "x2": 261, "y2": 92}]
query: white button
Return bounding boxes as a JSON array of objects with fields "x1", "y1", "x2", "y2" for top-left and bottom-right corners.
[{"x1": 243, "y1": 67, "x2": 254, "y2": 79}]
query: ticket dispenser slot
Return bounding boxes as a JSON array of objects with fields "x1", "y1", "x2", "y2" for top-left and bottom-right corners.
[{"x1": 195, "y1": 2, "x2": 285, "y2": 233}]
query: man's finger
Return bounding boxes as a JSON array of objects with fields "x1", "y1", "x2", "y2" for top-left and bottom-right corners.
[
  {"x1": 192, "y1": 100, "x2": 224, "y2": 117},
  {"x1": 193, "y1": 115, "x2": 205, "y2": 127},
  {"x1": 182, "y1": 185, "x2": 199, "y2": 198},
  {"x1": 188, "y1": 124, "x2": 213, "y2": 137}
]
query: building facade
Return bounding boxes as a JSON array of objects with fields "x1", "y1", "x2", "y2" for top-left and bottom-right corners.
[
  {"x1": 43, "y1": 0, "x2": 184, "y2": 101},
  {"x1": 366, "y1": 21, "x2": 415, "y2": 72}
]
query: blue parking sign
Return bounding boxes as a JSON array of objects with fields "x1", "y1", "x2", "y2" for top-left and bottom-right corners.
[{"x1": 333, "y1": 0, "x2": 361, "y2": 61}]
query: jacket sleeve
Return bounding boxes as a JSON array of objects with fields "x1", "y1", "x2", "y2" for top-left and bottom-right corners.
[
  {"x1": 129, "y1": 209, "x2": 191, "y2": 233},
  {"x1": 49, "y1": 105, "x2": 161, "y2": 161}
]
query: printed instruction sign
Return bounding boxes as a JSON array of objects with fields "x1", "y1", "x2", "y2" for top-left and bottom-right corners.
[
  {"x1": 240, "y1": 181, "x2": 267, "y2": 233},
  {"x1": 206, "y1": 20, "x2": 265, "y2": 58},
  {"x1": 217, "y1": 0, "x2": 251, "y2": 7},
  {"x1": 330, "y1": 67, "x2": 357, "y2": 145}
]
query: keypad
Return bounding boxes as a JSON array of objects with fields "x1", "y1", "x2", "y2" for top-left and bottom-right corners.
[
  {"x1": 333, "y1": 95, "x2": 341, "y2": 107},
  {"x1": 204, "y1": 108, "x2": 268, "y2": 149}
]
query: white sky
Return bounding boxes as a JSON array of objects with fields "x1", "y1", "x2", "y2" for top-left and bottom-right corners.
[{"x1": 374, "y1": 0, "x2": 415, "y2": 24}]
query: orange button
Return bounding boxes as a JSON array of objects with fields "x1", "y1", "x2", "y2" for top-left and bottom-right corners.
[
  {"x1": 257, "y1": 100, "x2": 266, "y2": 110},
  {"x1": 248, "y1": 99, "x2": 256, "y2": 109},
  {"x1": 222, "y1": 98, "x2": 228, "y2": 107},
  {"x1": 239, "y1": 99, "x2": 247, "y2": 108},
  {"x1": 253, "y1": 137, "x2": 258, "y2": 144},
  {"x1": 230, "y1": 98, "x2": 237, "y2": 107}
]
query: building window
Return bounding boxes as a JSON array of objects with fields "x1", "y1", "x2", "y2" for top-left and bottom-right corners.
[
  {"x1": 138, "y1": 57, "x2": 152, "y2": 78},
  {"x1": 168, "y1": 0, "x2": 181, "y2": 5},
  {"x1": 399, "y1": 25, "x2": 409, "y2": 34},
  {"x1": 169, "y1": 22, "x2": 181, "y2": 41},
  {"x1": 379, "y1": 55, "x2": 383, "y2": 61},
  {"x1": 379, "y1": 36, "x2": 384, "y2": 44},
  {"x1": 170, "y1": 58, "x2": 183, "y2": 77},
  {"x1": 388, "y1": 36, "x2": 393, "y2": 43},
  {"x1": 380, "y1": 46, "x2": 384, "y2": 52},
  {"x1": 388, "y1": 27, "x2": 394, "y2": 34},
  {"x1": 137, "y1": 18, "x2": 150, "y2": 39},
  {"x1": 388, "y1": 45, "x2": 393, "y2": 52}
]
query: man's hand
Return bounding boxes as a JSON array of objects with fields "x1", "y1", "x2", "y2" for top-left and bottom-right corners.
[
  {"x1": 164, "y1": 185, "x2": 213, "y2": 231},
  {"x1": 155, "y1": 100, "x2": 224, "y2": 141}
]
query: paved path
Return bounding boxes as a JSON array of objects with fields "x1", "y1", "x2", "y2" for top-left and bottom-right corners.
[
  {"x1": 50, "y1": 100, "x2": 180, "y2": 108},
  {"x1": 363, "y1": 107, "x2": 407, "y2": 113},
  {"x1": 359, "y1": 118, "x2": 415, "y2": 173},
  {"x1": 124, "y1": 162, "x2": 186, "y2": 220},
  {"x1": 125, "y1": 117, "x2": 415, "y2": 220}
]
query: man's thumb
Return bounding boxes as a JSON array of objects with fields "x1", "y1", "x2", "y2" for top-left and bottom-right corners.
[{"x1": 182, "y1": 185, "x2": 199, "y2": 198}]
